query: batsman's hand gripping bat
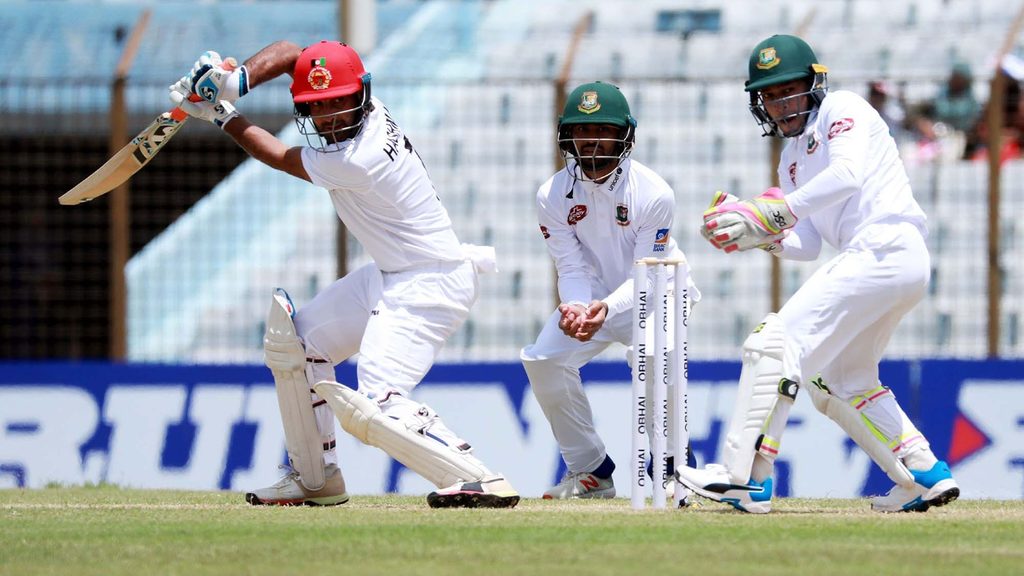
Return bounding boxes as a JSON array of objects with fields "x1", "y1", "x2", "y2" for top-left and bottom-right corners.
[{"x1": 59, "y1": 59, "x2": 236, "y2": 206}]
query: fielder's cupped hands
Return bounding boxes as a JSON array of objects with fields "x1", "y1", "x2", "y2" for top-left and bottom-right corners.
[
  {"x1": 558, "y1": 301, "x2": 608, "y2": 342},
  {"x1": 702, "y1": 188, "x2": 795, "y2": 253}
]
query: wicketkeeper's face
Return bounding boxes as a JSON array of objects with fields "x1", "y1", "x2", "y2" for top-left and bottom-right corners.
[{"x1": 758, "y1": 78, "x2": 814, "y2": 137}]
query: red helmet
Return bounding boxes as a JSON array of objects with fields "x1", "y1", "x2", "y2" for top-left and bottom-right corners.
[{"x1": 291, "y1": 41, "x2": 369, "y2": 103}]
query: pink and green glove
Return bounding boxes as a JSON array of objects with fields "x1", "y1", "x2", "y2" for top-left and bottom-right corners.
[{"x1": 702, "y1": 187, "x2": 796, "y2": 253}]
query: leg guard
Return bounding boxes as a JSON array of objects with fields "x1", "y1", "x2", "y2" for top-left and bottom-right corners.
[
  {"x1": 806, "y1": 378, "x2": 915, "y2": 488},
  {"x1": 721, "y1": 313, "x2": 790, "y2": 485},
  {"x1": 313, "y1": 381, "x2": 489, "y2": 488},
  {"x1": 264, "y1": 288, "x2": 325, "y2": 492}
]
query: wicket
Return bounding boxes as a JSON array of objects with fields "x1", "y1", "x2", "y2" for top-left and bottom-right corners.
[{"x1": 630, "y1": 257, "x2": 690, "y2": 509}]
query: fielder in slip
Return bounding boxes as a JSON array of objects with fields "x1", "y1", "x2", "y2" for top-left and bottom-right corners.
[
  {"x1": 676, "y1": 35, "x2": 959, "y2": 513},
  {"x1": 169, "y1": 41, "x2": 518, "y2": 508},
  {"x1": 520, "y1": 82, "x2": 699, "y2": 499}
]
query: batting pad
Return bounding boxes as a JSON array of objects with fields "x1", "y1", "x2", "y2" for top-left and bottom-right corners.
[
  {"x1": 313, "y1": 381, "x2": 488, "y2": 488},
  {"x1": 264, "y1": 288, "x2": 326, "y2": 492},
  {"x1": 721, "y1": 313, "x2": 787, "y2": 485}
]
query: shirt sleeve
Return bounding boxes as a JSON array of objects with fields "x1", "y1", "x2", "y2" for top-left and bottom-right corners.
[
  {"x1": 301, "y1": 146, "x2": 372, "y2": 192},
  {"x1": 602, "y1": 190, "x2": 675, "y2": 318},
  {"x1": 536, "y1": 181, "x2": 592, "y2": 305},
  {"x1": 777, "y1": 218, "x2": 822, "y2": 261},
  {"x1": 784, "y1": 96, "x2": 870, "y2": 219}
]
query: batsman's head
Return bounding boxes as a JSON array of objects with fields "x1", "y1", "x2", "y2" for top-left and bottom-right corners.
[
  {"x1": 291, "y1": 41, "x2": 373, "y2": 150},
  {"x1": 557, "y1": 81, "x2": 636, "y2": 182},
  {"x1": 745, "y1": 34, "x2": 828, "y2": 138}
]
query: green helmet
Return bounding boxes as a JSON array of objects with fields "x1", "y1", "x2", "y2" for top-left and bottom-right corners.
[
  {"x1": 557, "y1": 81, "x2": 636, "y2": 181},
  {"x1": 745, "y1": 35, "x2": 829, "y2": 137}
]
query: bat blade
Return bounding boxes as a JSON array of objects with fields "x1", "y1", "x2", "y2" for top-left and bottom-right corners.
[{"x1": 59, "y1": 109, "x2": 189, "y2": 205}]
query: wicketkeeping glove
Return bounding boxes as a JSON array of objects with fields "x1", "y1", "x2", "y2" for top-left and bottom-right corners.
[
  {"x1": 700, "y1": 190, "x2": 739, "y2": 249},
  {"x1": 189, "y1": 51, "x2": 248, "y2": 103},
  {"x1": 169, "y1": 85, "x2": 239, "y2": 129},
  {"x1": 703, "y1": 187, "x2": 796, "y2": 253}
]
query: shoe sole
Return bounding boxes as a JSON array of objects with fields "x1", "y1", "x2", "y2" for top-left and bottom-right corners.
[
  {"x1": 245, "y1": 492, "x2": 350, "y2": 507},
  {"x1": 904, "y1": 486, "x2": 961, "y2": 513},
  {"x1": 426, "y1": 491, "x2": 520, "y2": 509}
]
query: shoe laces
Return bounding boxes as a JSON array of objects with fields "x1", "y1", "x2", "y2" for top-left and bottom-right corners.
[{"x1": 270, "y1": 464, "x2": 300, "y2": 488}]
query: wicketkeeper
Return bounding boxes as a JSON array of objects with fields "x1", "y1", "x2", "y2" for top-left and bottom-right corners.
[
  {"x1": 169, "y1": 41, "x2": 518, "y2": 508},
  {"x1": 676, "y1": 34, "x2": 959, "y2": 513},
  {"x1": 521, "y1": 82, "x2": 699, "y2": 499}
]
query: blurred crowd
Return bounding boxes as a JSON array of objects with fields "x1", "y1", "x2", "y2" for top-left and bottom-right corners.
[{"x1": 865, "y1": 54, "x2": 1024, "y2": 165}]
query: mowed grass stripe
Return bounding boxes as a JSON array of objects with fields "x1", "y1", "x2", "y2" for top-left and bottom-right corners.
[{"x1": 1, "y1": 488, "x2": 1022, "y2": 576}]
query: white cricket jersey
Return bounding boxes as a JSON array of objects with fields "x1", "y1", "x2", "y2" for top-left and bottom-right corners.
[
  {"x1": 535, "y1": 159, "x2": 685, "y2": 319},
  {"x1": 301, "y1": 97, "x2": 463, "y2": 272},
  {"x1": 777, "y1": 90, "x2": 927, "y2": 257}
]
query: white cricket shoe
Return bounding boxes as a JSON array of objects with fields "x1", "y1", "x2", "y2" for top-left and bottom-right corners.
[
  {"x1": 542, "y1": 471, "x2": 616, "y2": 499},
  {"x1": 871, "y1": 461, "x2": 960, "y2": 513},
  {"x1": 674, "y1": 463, "x2": 772, "y2": 514},
  {"x1": 245, "y1": 463, "x2": 350, "y2": 506},
  {"x1": 427, "y1": 475, "x2": 521, "y2": 508}
]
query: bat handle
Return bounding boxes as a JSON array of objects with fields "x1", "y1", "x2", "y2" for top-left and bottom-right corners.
[{"x1": 169, "y1": 58, "x2": 238, "y2": 122}]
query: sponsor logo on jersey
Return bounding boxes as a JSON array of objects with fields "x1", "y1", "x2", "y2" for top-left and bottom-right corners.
[
  {"x1": 578, "y1": 91, "x2": 601, "y2": 114},
  {"x1": 605, "y1": 166, "x2": 623, "y2": 191},
  {"x1": 806, "y1": 131, "x2": 819, "y2": 154},
  {"x1": 308, "y1": 66, "x2": 333, "y2": 91},
  {"x1": 788, "y1": 162, "x2": 797, "y2": 185},
  {"x1": 756, "y1": 47, "x2": 780, "y2": 70},
  {"x1": 540, "y1": 225, "x2": 550, "y2": 239},
  {"x1": 567, "y1": 205, "x2": 588, "y2": 225},
  {"x1": 828, "y1": 117, "x2": 855, "y2": 140},
  {"x1": 654, "y1": 228, "x2": 669, "y2": 252},
  {"x1": 615, "y1": 204, "x2": 630, "y2": 226}
]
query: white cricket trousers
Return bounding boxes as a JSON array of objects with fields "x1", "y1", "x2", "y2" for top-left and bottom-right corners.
[
  {"x1": 520, "y1": 309, "x2": 635, "y2": 475},
  {"x1": 779, "y1": 221, "x2": 930, "y2": 453},
  {"x1": 295, "y1": 259, "x2": 478, "y2": 398}
]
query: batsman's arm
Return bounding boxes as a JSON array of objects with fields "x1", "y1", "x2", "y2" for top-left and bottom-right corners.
[
  {"x1": 222, "y1": 115, "x2": 309, "y2": 182},
  {"x1": 238, "y1": 41, "x2": 303, "y2": 88}
]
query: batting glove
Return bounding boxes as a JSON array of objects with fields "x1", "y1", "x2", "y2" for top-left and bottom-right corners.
[
  {"x1": 703, "y1": 187, "x2": 796, "y2": 253},
  {"x1": 169, "y1": 85, "x2": 239, "y2": 129},
  {"x1": 189, "y1": 51, "x2": 248, "y2": 104}
]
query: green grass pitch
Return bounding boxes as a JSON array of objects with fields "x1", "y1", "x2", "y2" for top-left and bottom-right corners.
[{"x1": 2, "y1": 487, "x2": 1022, "y2": 575}]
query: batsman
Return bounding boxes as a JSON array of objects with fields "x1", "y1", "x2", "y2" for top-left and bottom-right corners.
[
  {"x1": 676, "y1": 34, "x2": 960, "y2": 513},
  {"x1": 168, "y1": 41, "x2": 518, "y2": 508}
]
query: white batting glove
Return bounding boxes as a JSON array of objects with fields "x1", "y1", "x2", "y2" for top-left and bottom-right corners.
[
  {"x1": 189, "y1": 51, "x2": 248, "y2": 103},
  {"x1": 703, "y1": 187, "x2": 795, "y2": 253},
  {"x1": 169, "y1": 84, "x2": 239, "y2": 129}
]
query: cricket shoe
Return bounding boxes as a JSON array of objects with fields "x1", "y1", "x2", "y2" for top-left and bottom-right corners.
[
  {"x1": 245, "y1": 463, "x2": 350, "y2": 506},
  {"x1": 870, "y1": 461, "x2": 960, "y2": 513},
  {"x1": 427, "y1": 475, "x2": 520, "y2": 508},
  {"x1": 542, "y1": 471, "x2": 616, "y2": 499},
  {"x1": 674, "y1": 463, "x2": 772, "y2": 514}
]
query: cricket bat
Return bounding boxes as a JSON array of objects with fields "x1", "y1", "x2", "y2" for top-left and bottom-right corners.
[{"x1": 59, "y1": 60, "x2": 236, "y2": 206}]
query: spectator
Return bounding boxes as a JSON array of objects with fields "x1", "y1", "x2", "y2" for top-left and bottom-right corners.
[
  {"x1": 933, "y1": 62, "x2": 980, "y2": 133},
  {"x1": 867, "y1": 80, "x2": 908, "y2": 140},
  {"x1": 965, "y1": 55, "x2": 1024, "y2": 162}
]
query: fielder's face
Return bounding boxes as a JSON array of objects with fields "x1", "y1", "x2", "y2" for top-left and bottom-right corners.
[
  {"x1": 759, "y1": 79, "x2": 813, "y2": 137},
  {"x1": 568, "y1": 123, "x2": 622, "y2": 181},
  {"x1": 308, "y1": 92, "x2": 365, "y2": 143}
]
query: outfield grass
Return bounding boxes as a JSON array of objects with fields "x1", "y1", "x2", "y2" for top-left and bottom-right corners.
[{"x1": 2, "y1": 487, "x2": 1022, "y2": 576}]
